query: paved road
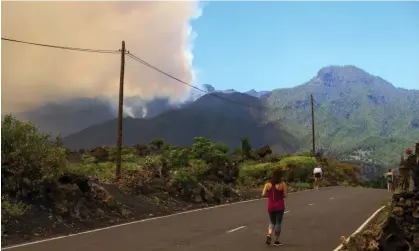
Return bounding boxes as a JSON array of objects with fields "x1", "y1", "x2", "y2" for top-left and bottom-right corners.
[{"x1": 5, "y1": 186, "x2": 390, "y2": 251}]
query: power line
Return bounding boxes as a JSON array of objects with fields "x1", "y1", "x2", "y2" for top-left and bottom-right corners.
[
  {"x1": 1, "y1": 37, "x2": 294, "y2": 126},
  {"x1": 1, "y1": 37, "x2": 292, "y2": 113},
  {"x1": 1, "y1": 37, "x2": 359, "y2": 157},
  {"x1": 311, "y1": 99, "x2": 354, "y2": 157},
  {"x1": 313, "y1": 100, "x2": 344, "y2": 128},
  {"x1": 1, "y1": 37, "x2": 120, "y2": 54},
  {"x1": 312, "y1": 98, "x2": 380, "y2": 159},
  {"x1": 126, "y1": 52, "x2": 270, "y2": 111}
]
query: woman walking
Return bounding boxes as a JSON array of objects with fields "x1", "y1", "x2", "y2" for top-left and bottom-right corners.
[
  {"x1": 262, "y1": 169, "x2": 288, "y2": 246},
  {"x1": 385, "y1": 169, "x2": 394, "y2": 192}
]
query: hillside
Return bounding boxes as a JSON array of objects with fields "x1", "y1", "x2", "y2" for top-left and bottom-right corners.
[
  {"x1": 263, "y1": 65, "x2": 419, "y2": 165},
  {"x1": 63, "y1": 92, "x2": 299, "y2": 152},
  {"x1": 15, "y1": 85, "x2": 218, "y2": 137},
  {"x1": 16, "y1": 97, "x2": 115, "y2": 137},
  {"x1": 16, "y1": 97, "x2": 178, "y2": 137}
]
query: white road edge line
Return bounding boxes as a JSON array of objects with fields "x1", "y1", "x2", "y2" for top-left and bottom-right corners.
[
  {"x1": 285, "y1": 210, "x2": 290, "y2": 214},
  {"x1": 2, "y1": 189, "x2": 314, "y2": 250},
  {"x1": 332, "y1": 205, "x2": 386, "y2": 251},
  {"x1": 308, "y1": 203, "x2": 315, "y2": 206},
  {"x1": 227, "y1": 226, "x2": 246, "y2": 233}
]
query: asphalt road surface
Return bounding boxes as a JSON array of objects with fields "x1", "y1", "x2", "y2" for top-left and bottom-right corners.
[{"x1": 5, "y1": 186, "x2": 391, "y2": 251}]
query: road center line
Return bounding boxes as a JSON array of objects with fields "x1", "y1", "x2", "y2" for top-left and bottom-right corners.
[
  {"x1": 227, "y1": 226, "x2": 246, "y2": 233},
  {"x1": 308, "y1": 203, "x2": 315, "y2": 206}
]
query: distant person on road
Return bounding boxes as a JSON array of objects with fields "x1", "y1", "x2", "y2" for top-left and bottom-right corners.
[
  {"x1": 385, "y1": 169, "x2": 394, "y2": 192},
  {"x1": 313, "y1": 165, "x2": 323, "y2": 190},
  {"x1": 262, "y1": 169, "x2": 287, "y2": 246}
]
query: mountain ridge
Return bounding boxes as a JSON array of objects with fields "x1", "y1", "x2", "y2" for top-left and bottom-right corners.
[
  {"x1": 14, "y1": 65, "x2": 418, "y2": 165},
  {"x1": 263, "y1": 65, "x2": 419, "y2": 165},
  {"x1": 63, "y1": 92, "x2": 300, "y2": 153}
]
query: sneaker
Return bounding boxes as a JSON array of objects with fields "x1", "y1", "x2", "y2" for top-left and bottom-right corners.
[
  {"x1": 265, "y1": 235, "x2": 272, "y2": 245},
  {"x1": 273, "y1": 241, "x2": 283, "y2": 246}
]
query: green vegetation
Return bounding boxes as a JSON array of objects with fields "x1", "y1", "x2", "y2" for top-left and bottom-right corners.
[
  {"x1": 1, "y1": 115, "x2": 67, "y2": 197},
  {"x1": 2, "y1": 115, "x2": 366, "y2": 203},
  {"x1": 263, "y1": 66, "x2": 419, "y2": 166},
  {"x1": 2, "y1": 114, "x2": 389, "y2": 245},
  {"x1": 1, "y1": 201, "x2": 31, "y2": 218}
]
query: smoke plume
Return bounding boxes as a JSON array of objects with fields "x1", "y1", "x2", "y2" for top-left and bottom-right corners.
[{"x1": 1, "y1": 1, "x2": 202, "y2": 114}]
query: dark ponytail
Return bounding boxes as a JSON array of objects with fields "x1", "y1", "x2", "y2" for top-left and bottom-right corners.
[{"x1": 270, "y1": 169, "x2": 283, "y2": 185}]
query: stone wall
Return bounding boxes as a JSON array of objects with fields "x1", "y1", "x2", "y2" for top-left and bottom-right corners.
[
  {"x1": 341, "y1": 142, "x2": 419, "y2": 251},
  {"x1": 377, "y1": 191, "x2": 419, "y2": 251},
  {"x1": 377, "y1": 142, "x2": 419, "y2": 251}
]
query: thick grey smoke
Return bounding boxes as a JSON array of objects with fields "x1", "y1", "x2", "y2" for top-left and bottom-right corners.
[{"x1": 1, "y1": 1, "x2": 202, "y2": 114}]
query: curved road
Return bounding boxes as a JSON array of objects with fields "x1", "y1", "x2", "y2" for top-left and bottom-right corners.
[{"x1": 4, "y1": 186, "x2": 390, "y2": 251}]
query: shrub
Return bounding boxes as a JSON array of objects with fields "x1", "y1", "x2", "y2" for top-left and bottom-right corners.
[
  {"x1": 150, "y1": 138, "x2": 164, "y2": 150},
  {"x1": 264, "y1": 154, "x2": 282, "y2": 162},
  {"x1": 188, "y1": 159, "x2": 210, "y2": 177},
  {"x1": 190, "y1": 137, "x2": 231, "y2": 173},
  {"x1": 279, "y1": 156, "x2": 317, "y2": 182},
  {"x1": 322, "y1": 158, "x2": 360, "y2": 185},
  {"x1": 1, "y1": 201, "x2": 30, "y2": 218},
  {"x1": 1, "y1": 115, "x2": 67, "y2": 197},
  {"x1": 238, "y1": 162, "x2": 278, "y2": 186},
  {"x1": 214, "y1": 142, "x2": 229, "y2": 154},
  {"x1": 162, "y1": 148, "x2": 190, "y2": 169},
  {"x1": 70, "y1": 154, "x2": 161, "y2": 182},
  {"x1": 172, "y1": 170, "x2": 200, "y2": 189},
  {"x1": 138, "y1": 155, "x2": 164, "y2": 178},
  {"x1": 82, "y1": 154, "x2": 97, "y2": 164},
  {"x1": 122, "y1": 153, "x2": 139, "y2": 163}
]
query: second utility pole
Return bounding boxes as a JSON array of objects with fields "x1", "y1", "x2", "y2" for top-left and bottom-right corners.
[
  {"x1": 115, "y1": 41, "x2": 125, "y2": 180},
  {"x1": 310, "y1": 94, "x2": 316, "y2": 156}
]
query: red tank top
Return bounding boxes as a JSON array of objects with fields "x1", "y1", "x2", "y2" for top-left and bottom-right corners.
[{"x1": 267, "y1": 183, "x2": 285, "y2": 212}]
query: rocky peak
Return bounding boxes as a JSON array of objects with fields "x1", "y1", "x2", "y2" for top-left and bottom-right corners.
[
  {"x1": 315, "y1": 65, "x2": 377, "y2": 87},
  {"x1": 202, "y1": 84, "x2": 215, "y2": 92}
]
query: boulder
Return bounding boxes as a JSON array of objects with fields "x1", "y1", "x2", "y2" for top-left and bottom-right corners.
[
  {"x1": 255, "y1": 145, "x2": 272, "y2": 158},
  {"x1": 58, "y1": 173, "x2": 91, "y2": 193},
  {"x1": 89, "y1": 146, "x2": 109, "y2": 162}
]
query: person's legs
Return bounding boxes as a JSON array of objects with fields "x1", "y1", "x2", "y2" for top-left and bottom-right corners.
[
  {"x1": 266, "y1": 212, "x2": 276, "y2": 245},
  {"x1": 314, "y1": 177, "x2": 319, "y2": 189},
  {"x1": 273, "y1": 210, "x2": 285, "y2": 246}
]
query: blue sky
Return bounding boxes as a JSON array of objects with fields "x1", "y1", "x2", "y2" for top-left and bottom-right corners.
[{"x1": 191, "y1": 1, "x2": 419, "y2": 91}]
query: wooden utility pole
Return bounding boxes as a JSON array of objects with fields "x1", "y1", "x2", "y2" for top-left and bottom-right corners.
[
  {"x1": 310, "y1": 94, "x2": 316, "y2": 156},
  {"x1": 115, "y1": 41, "x2": 126, "y2": 180}
]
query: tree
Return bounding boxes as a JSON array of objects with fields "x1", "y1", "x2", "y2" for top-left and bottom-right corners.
[
  {"x1": 150, "y1": 138, "x2": 165, "y2": 150},
  {"x1": 191, "y1": 137, "x2": 230, "y2": 173},
  {"x1": 241, "y1": 137, "x2": 252, "y2": 157},
  {"x1": 191, "y1": 137, "x2": 214, "y2": 159},
  {"x1": 1, "y1": 115, "x2": 66, "y2": 198}
]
